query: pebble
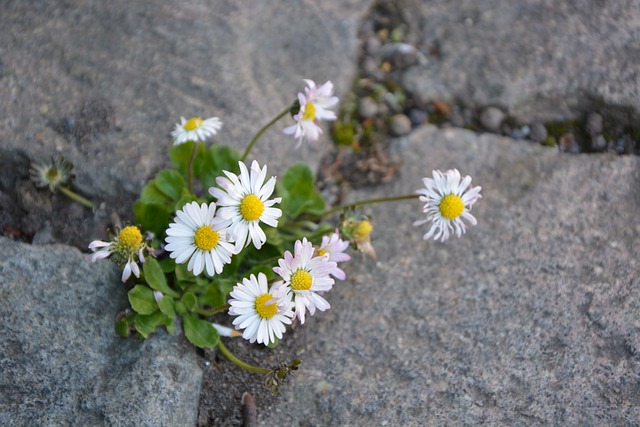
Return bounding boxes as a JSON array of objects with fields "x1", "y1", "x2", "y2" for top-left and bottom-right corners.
[
  {"x1": 591, "y1": 134, "x2": 607, "y2": 151},
  {"x1": 358, "y1": 96, "x2": 378, "y2": 119},
  {"x1": 390, "y1": 114, "x2": 412, "y2": 136},
  {"x1": 407, "y1": 108, "x2": 427, "y2": 126},
  {"x1": 479, "y1": 107, "x2": 505, "y2": 132},
  {"x1": 362, "y1": 56, "x2": 383, "y2": 80},
  {"x1": 529, "y1": 123, "x2": 548, "y2": 142},
  {"x1": 586, "y1": 112, "x2": 603, "y2": 135}
]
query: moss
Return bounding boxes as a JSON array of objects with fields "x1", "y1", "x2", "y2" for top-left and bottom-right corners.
[
  {"x1": 542, "y1": 136, "x2": 557, "y2": 147},
  {"x1": 332, "y1": 121, "x2": 357, "y2": 147},
  {"x1": 545, "y1": 119, "x2": 582, "y2": 138}
]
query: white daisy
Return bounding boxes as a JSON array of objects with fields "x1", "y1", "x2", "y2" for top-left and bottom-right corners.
[
  {"x1": 171, "y1": 116, "x2": 222, "y2": 146},
  {"x1": 283, "y1": 79, "x2": 339, "y2": 146},
  {"x1": 414, "y1": 169, "x2": 482, "y2": 242},
  {"x1": 88, "y1": 225, "x2": 148, "y2": 282},
  {"x1": 228, "y1": 273, "x2": 294, "y2": 346},
  {"x1": 164, "y1": 201, "x2": 235, "y2": 276},
  {"x1": 316, "y1": 230, "x2": 351, "y2": 280},
  {"x1": 208, "y1": 160, "x2": 282, "y2": 252},
  {"x1": 273, "y1": 238, "x2": 336, "y2": 324}
]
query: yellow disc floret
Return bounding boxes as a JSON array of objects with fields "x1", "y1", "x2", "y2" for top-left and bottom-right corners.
[
  {"x1": 439, "y1": 194, "x2": 465, "y2": 220},
  {"x1": 255, "y1": 293, "x2": 278, "y2": 319},
  {"x1": 118, "y1": 226, "x2": 143, "y2": 250},
  {"x1": 290, "y1": 269, "x2": 312, "y2": 291},
  {"x1": 353, "y1": 220, "x2": 373, "y2": 242},
  {"x1": 302, "y1": 102, "x2": 316, "y2": 121},
  {"x1": 194, "y1": 226, "x2": 219, "y2": 251},
  {"x1": 240, "y1": 194, "x2": 265, "y2": 221},
  {"x1": 184, "y1": 117, "x2": 203, "y2": 131},
  {"x1": 316, "y1": 248, "x2": 327, "y2": 257}
]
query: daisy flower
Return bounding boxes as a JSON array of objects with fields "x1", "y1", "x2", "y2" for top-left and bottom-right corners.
[
  {"x1": 164, "y1": 202, "x2": 235, "y2": 276},
  {"x1": 228, "y1": 273, "x2": 294, "y2": 346},
  {"x1": 30, "y1": 156, "x2": 74, "y2": 192},
  {"x1": 414, "y1": 169, "x2": 482, "y2": 242},
  {"x1": 171, "y1": 116, "x2": 222, "y2": 145},
  {"x1": 273, "y1": 238, "x2": 337, "y2": 324},
  {"x1": 283, "y1": 79, "x2": 339, "y2": 146},
  {"x1": 88, "y1": 225, "x2": 149, "y2": 282},
  {"x1": 208, "y1": 160, "x2": 282, "y2": 252},
  {"x1": 316, "y1": 230, "x2": 351, "y2": 280}
]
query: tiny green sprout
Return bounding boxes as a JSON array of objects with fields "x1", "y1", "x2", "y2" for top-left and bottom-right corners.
[{"x1": 30, "y1": 155, "x2": 95, "y2": 209}]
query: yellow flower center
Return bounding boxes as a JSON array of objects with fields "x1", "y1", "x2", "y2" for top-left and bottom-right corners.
[
  {"x1": 240, "y1": 194, "x2": 264, "y2": 221},
  {"x1": 118, "y1": 226, "x2": 143, "y2": 250},
  {"x1": 439, "y1": 194, "x2": 465, "y2": 220},
  {"x1": 184, "y1": 117, "x2": 203, "y2": 131},
  {"x1": 353, "y1": 220, "x2": 373, "y2": 242},
  {"x1": 302, "y1": 102, "x2": 316, "y2": 121},
  {"x1": 316, "y1": 248, "x2": 327, "y2": 257},
  {"x1": 255, "y1": 293, "x2": 278, "y2": 319},
  {"x1": 194, "y1": 226, "x2": 219, "y2": 251},
  {"x1": 290, "y1": 269, "x2": 312, "y2": 291}
]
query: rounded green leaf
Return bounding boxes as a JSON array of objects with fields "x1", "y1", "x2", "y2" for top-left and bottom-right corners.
[
  {"x1": 115, "y1": 318, "x2": 130, "y2": 338},
  {"x1": 134, "y1": 311, "x2": 166, "y2": 338},
  {"x1": 155, "y1": 169, "x2": 186, "y2": 201},
  {"x1": 183, "y1": 314, "x2": 219, "y2": 348},
  {"x1": 159, "y1": 296, "x2": 176, "y2": 319},
  {"x1": 143, "y1": 258, "x2": 179, "y2": 297},
  {"x1": 128, "y1": 285, "x2": 158, "y2": 315},
  {"x1": 182, "y1": 292, "x2": 197, "y2": 310}
]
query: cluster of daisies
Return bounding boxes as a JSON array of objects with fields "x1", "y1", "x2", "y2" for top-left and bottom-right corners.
[{"x1": 88, "y1": 78, "x2": 483, "y2": 347}]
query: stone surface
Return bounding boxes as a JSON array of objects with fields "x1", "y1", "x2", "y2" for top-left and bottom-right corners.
[
  {"x1": 257, "y1": 125, "x2": 640, "y2": 426},
  {"x1": 0, "y1": 238, "x2": 202, "y2": 425},
  {"x1": 402, "y1": 0, "x2": 640, "y2": 123}
]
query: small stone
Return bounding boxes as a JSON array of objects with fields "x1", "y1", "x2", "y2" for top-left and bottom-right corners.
[
  {"x1": 585, "y1": 113, "x2": 603, "y2": 135},
  {"x1": 529, "y1": 123, "x2": 548, "y2": 142},
  {"x1": 591, "y1": 134, "x2": 607, "y2": 151},
  {"x1": 358, "y1": 96, "x2": 378, "y2": 119},
  {"x1": 407, "y1": 108, "x2": 427, "y2": 126},
  {"x1": 479, "y1": 107, "x2": 505, "y2": 132},
  {"x1": 362, "y1": 56, "x2": 382, "y2": 80},
  {"x1": 365, "y1": 36, "x2": 381, "y2": 54},
  {"x1": 390, "y1": 114, "x2": 412, "y2": 136}
]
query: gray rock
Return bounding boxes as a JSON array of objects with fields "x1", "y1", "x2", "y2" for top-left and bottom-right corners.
[
  {"x1": 586, "y1": 112, "x2": 604, "y2": 135},
  {"x1": 402, "y1": 1, "x2": 640, "y2": 124},
  {"x1": 259, "y1": 125, "x2": 640, "y2": 426},
  {"x1": 358, "y1": 96, "x2": 378, "y2": 119},
  {"x1": 0, "y1": 238, "x2": 202, "y2": 425},
  {"x1": 479, "y1": 106, "x2": 505, "y2": 132},
  {"x1": 591, "y1": 134, "x2": 608, "y2": 152},
  {"x1": 529, "y1": 122, "x2": 548, "y2": 142},
  {"x1": 389, "y1": 114, "x2": 412, "y2": 136}
]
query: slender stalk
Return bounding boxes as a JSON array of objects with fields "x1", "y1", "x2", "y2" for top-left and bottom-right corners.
[
  {"x1": 241, "y1": 106, "x2": 291, "y2": 161},
  {"x1": 217, "y1": 340, "x2": 271, "y2": 374},
  {"x1": 314, "y1": 194, "x2": 420, "y2": 219},
  {"x1": 192, "y1": 304, "x2": 229, "y2": 317},
  {"x1": 186, "y1": 142, "x2": 198, "y2": 193},
  {"x1": 58, "y1": 186, "x2": 95, "y2": 209}
]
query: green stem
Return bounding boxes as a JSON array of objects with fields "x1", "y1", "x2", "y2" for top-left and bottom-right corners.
[
  {"x1": 58, "y1": 186, "x2": 95, "y2": 209},
  {"x1": 192, "y1": 304, "x2": 229, "y2": 316},
  {"x1": 241, "y1": 106, "x2": 292, "y2": 161},
  {"x1": 187, "y1": 142, "x2": 199, "y2": 194},
  {"x1": 313, "y1": 194, "x2": 421, "y2": 219},
  {"x1": 217, "y1": 340, "x2": 271, "y2": 374}
]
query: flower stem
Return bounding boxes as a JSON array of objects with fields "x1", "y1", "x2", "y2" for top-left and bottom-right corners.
[
  {"x1": 241, "y1": 106, "x2": 292, "y2": 161},
  {"x1": 187, "y1": 142, "x2": 199, "y2": 194},
  {"x1": 58, "y1": 186, "x2": 95, "y2": 209},
  {"x1": 217, "y1": 340, "x2": 271, "y2": 374},
  {"x1": 314, "y1": 194, "x2": 420, "y2": 219},
  {"x1": 193, "y1": 304, "x2": 229, "y2": 316}
]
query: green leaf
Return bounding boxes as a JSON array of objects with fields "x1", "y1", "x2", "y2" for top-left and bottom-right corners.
[
  {"x1": 195, "y1": 145, "x2": 241, "y2": 189},
  {"x1": 143, "y1": 258, "x2": 179, "y2": 298},
  {"x1": 128, "y1": 285, "x2": 158, "y2": 315},
  {"x1": 133, "y1": 200, "x2": 173, "y2": 238},
  {"x1": 182, "y1": 292, "x2": 197, "y2": 310},
  {"x1": 159, "y1": 296, "x2": 176, "y2": 319},
  {"x1": 277, "y1": 163, "x2": 325, "y2": 218},
  {"x1": 139, "y1": 181, "x2": 172, "y2": 204},
  {"x1": 115, "y1": 318, "x2": 131, "y2": 338},
  {"x1": 183, "y1": 314, "x2": 220, "y2": 348},
  {"x1": 158, "y1": 257, "x2": 176, "y2": 273},
  {"x1": 170, "y1": 141, "x2": 205, "y2": 176},
  {"x1": 175, "y1": 300, "x2": 187, "y2": 315},
  {"x1": 155, "y1": 170, "x2": 186, "y2": 201},
  {"x1": 134, "y1": 311, "x2": 168, "y2": 338}
]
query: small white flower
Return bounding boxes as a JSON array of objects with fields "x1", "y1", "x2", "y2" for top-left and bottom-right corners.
[
  {"x1": 171, "y1": 116, "x2": 222, "y2": 145},
  {"x1": 30, "y1": 156, "x2": 74, "y2": 192},
  {"x1": 273, "y1": 238, "x2": 336, "y2": 324},
  {"x1": 209, "y1": 160, "x2": 282, "y2": 252},
  {"x1": 283, "y1": 79, "x2": 339, "y2": 146},
  {"x1": 228, "y1": 273, "x2": 294, "y2": 346},
  {"x1": 164, "y1": 202, "x2": 235, "y2": 276},
  {"x1": 414, "y1": 169, "x2": 482, "y2": 242},
  {"x1": 88, "y1": 225, "x2": 148, "y2": 282},
  {"x1": 316, "y1": 231, "x2": 351, "y2": 280}
]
